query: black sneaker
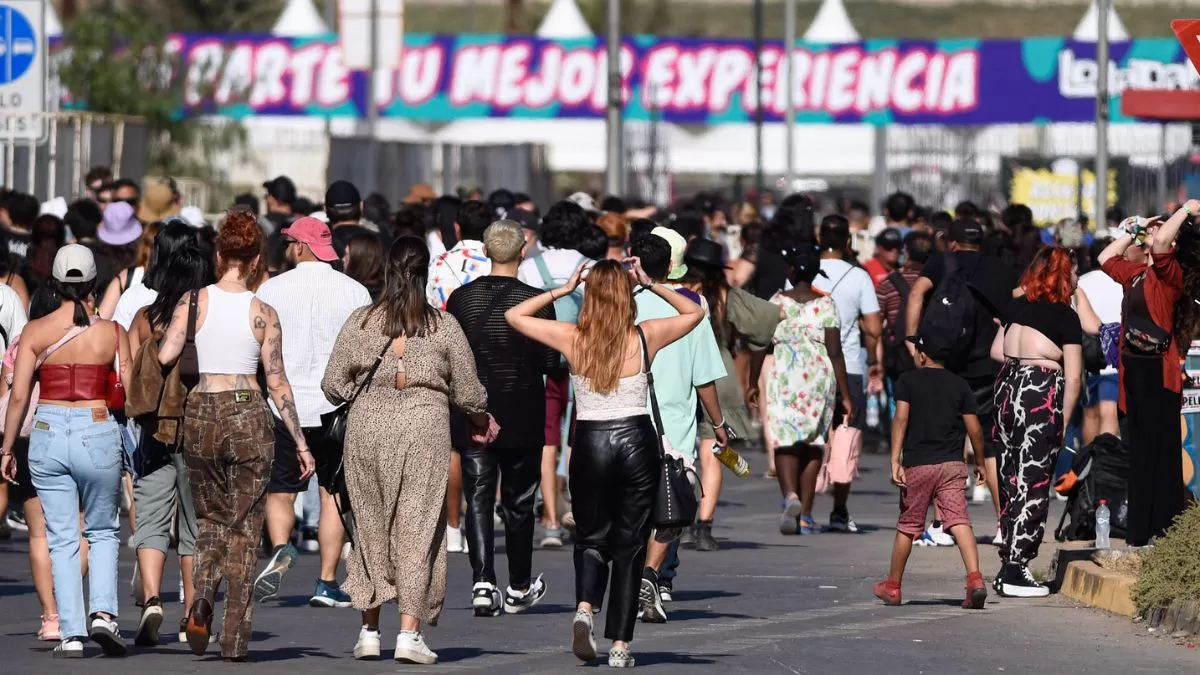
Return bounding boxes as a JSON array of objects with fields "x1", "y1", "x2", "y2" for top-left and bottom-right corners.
[
  {"x1": 504, "y1": 574, "x2": 547, "y2": 614},
  {"x1": 693, "y1": 520, "x2": 719, "y2": 551},
  {"x1": 134, "y1": 597, "x2": 164, "y2": 646},
  {"x1": 638, "y1": 573, "x2": 666, "y2": 623},
  {"x1": 997, "y1": 563, "x2": 1049, "y2": 598},
  {"x1": 828, "y1": 511, "x2": 860, "y2": 533},
  {"x1": 472, "y1": 582, "x2": 501, "y2": 617}
]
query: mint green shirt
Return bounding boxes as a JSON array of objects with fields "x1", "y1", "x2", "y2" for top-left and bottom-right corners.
[{"x1": 634, "y1": 289, "x2": 726, "y2": 459}]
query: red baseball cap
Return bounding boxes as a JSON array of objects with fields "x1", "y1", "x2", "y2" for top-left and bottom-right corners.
[{"x1": 282, "y1": 216, "x2": 338, "y2": 262}]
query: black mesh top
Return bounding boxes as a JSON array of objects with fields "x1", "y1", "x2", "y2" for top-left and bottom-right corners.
[{"x1": 446, "y1": 275, "x2": 559, "y2": 449}]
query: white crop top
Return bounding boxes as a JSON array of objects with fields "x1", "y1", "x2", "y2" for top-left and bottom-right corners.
[{"x1": 194, "y1": 285, "x2": 261, "y2": 375}]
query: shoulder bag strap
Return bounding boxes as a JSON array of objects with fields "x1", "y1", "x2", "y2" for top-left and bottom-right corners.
[
  {"x1": 35, "y1": 324, "x2": 92, "y2": 369},
  {"x1": 635, "y1": 326, "x2": 666, "y2": 452},
  {"x1": 533, "y1": 254, "x2": 554, "y2": 289},
  {"x1": 185, "y1": 289, "x2": 199, "y2": 346},
  {"x1": 346, "y1": 340, "x2": 392, "y2": 406}
]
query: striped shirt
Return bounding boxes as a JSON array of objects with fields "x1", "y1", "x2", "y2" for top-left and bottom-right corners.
[
  {"x1": 876, "y1": 265, "x2": 923, "y2": 329},
  {"x1": 427, "y1": 240, "x2": 491, "y2": 310},
  {"x1": 256, "y1": 261, "x2": 372, "y2": 427}
]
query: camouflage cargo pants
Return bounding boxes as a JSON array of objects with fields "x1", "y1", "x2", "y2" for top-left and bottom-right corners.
[{"x1": 183, "y1": 390, "x2": 275, "y2": 659}]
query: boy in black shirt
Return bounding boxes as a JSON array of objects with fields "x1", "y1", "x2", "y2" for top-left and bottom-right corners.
[{"x1": 874, "y1": 331, "x2": 988, "y2": 609}]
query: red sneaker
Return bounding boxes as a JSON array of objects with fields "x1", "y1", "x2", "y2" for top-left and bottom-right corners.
[
  {"x1": 873, "y1": 580, "x2": 902, "y2": 606},
  {"x1": 963, "y1": 571, "x2": 987, "y2": 609}
]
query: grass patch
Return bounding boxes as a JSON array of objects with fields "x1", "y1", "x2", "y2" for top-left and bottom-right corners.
[{"x1": 1131, "y1": 503, "x2": 1200, "y2": 617}]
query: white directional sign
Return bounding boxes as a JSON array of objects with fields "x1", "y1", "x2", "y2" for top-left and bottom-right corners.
[{"x1": 0, "y1": 0, "x2": 44, "y2": 140}]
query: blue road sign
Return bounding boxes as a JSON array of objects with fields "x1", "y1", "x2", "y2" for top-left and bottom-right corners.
[{"x1": 0, "y1": 4, "x2": 36, "y2": 85}]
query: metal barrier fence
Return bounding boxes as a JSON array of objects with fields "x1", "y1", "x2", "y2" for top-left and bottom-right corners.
[
  {"x1": 0, "y1": 113, "x2": 148, "y2": 201},
  {"x1": 328, "y1": 138, "x2": 554, "y2": 208}
]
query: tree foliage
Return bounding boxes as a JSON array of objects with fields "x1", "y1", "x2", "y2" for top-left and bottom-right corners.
[
  {"x1": 55, "y1": 10, "x2": 246, "y2": 183},
  {"x1": 124, "y1": 0, "x2": 287, "y2": 33}
]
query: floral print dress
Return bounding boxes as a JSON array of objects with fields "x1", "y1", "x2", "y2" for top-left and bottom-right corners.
[{"x1": 765, "y1": 293, "x2": 839, "y2": 448}]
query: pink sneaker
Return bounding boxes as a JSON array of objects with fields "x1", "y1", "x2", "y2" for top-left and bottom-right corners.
[{"x1": 38, "y1": 614, "x2": 61, "y2": 641}]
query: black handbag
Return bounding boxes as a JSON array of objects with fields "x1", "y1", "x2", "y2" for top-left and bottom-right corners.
[
  {"x1": 321, "y1": 340, "x2": 391, "y2": 445},
  {"x1": 635, "y1": 327, "x2": 700, "y2": 530}
]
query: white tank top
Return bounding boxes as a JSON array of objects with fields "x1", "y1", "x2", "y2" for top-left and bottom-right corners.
[{"x1": 195, "y1": 285, "x2": 261, "y2": 375}]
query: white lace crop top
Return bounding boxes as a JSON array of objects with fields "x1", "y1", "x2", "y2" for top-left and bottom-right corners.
[{"x1": 571, "y1": 370, "x2": 649, "y2": 421}]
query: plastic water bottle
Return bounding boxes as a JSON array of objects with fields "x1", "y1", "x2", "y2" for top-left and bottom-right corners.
[
  {"x1": 713, "y1": 443, "x2": 751, "y2": 478},
  {"x1": 1095, "y1": 499, "x2": 1111, "y2": 549},
  {"x1": 866, "y1": 394, "x2": 880, "y2": 429}
]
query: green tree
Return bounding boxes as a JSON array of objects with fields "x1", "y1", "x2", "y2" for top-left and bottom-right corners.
[
  {"x1": 125, "y1": 0, "x2": 286, "y2": 33},
  {"x1": 56, "y1": 10, "x2": 246, "y2": 192}
]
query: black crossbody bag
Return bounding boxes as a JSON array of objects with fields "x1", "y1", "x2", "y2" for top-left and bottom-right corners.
[{"x1": 636, "y1": 326, "x2": 701, "y2": 530}]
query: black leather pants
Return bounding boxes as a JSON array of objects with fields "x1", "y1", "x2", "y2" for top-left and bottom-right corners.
[
  {"x1": 570, "y1": 416, "x2": 660, "y2": 642},
  {"x1": 461, "y1": 447, "x2": 541, "y2": 589}
]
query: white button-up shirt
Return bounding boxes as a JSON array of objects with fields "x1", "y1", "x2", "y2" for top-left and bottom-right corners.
[{"x1": 256, "y1": 262, "x2": 372, "y2": 427}]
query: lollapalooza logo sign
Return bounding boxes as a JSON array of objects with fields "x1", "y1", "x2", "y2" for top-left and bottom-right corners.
[{"x1": 136, "y1": 33, "x2": 1200, "y2": 125}]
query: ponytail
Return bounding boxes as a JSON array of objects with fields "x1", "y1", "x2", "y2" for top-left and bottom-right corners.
[{"x1": 52, "y1": 279, "x2": 97, "y2": 327}]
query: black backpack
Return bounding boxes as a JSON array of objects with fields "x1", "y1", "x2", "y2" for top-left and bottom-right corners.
[
  {"x1": 882, "y1": 271, "x2": 915, "y2": 379},
  {"x1": 1054, "y1": 433, "x2": 1130, "y2": 542},
  {"x1": 918, "y1": 254, "x2": 977, "y2": 369}
]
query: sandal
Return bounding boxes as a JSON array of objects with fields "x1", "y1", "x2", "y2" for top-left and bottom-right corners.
[{"x1": 798, "y1": 515, "x2": 819, "y2": 535}]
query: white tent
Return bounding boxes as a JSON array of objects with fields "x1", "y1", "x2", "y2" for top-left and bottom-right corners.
[
  {"x1": 45, "y1": 1, "x2": 62, "y2": 37},
  {"x1": 537, "y1": 0, "x2": 592, "y2": 39},
  {"x1": 804, "y1": 0, "x2": 859, "y2": 43},
  {"x1": 1073, "y1": 0, "x2": 1128, "y2": 42},
  {"x1": 272, "y1": 0, "x2": 329, "y2": 37}
]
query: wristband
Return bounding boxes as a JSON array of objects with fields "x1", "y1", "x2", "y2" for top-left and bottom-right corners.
[{"x1": 1185, "y1": 204, "x2": 1197, "y2": 217}]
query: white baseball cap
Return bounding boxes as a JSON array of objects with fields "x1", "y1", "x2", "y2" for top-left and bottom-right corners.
[
  {"x1": 651, "y1": 226, "x2": 689, "y2": 280},
  {"x1": 567, "y1": 192, "x2": 599, "y2": 213},
  {"x1": 52, "y1": 244, "x2": 98, "y2": 283}
]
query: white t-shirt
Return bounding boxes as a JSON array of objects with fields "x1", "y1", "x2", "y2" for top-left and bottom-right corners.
[
  {"x1": 112, "y1": 268, "x2": 156, "y2": 331},
  {"x1": 1078, "y1": 269, "x2": 1124, "y2": 376},
  {"x1": 812, "y1": 258, "x2": 880, "y2": 376},
  {"x1": 0, "y1": 283, "x2": 28, "y2": 350},
  {"x1": 518, "y1": 247, "x2": 587, "y2": 290}
]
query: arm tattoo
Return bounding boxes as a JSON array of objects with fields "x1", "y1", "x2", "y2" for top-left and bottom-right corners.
[
  {"x1": 279, "y1": 391, "x2": 304, "y2": 441},
  {"x1": 254, "y1": 316, "x2": 267, "y2": 330}
]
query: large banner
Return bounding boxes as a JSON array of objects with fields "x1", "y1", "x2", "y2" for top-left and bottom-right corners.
[{"x1": 138, "y1": 34, "x2": 1200, "y2": 124}]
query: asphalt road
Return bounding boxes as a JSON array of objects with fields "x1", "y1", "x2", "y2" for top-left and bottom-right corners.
[{"x1": 0, "y1": 450, "x2": 1194, "y2": 674}]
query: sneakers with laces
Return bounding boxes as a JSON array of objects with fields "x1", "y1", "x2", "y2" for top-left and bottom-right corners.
[
  {"x1": 873, "y1": 580, "x2": 902, "y2": 606},
  {"x1": 89, "y1": 615, "x2": 127, "y2": 656},
  {"x1": 253, "y1": 543, "x2": 298, "y2": 603},
  {"x1": 658, "y1": 579, "x2": 673, "y2": 603},
  {"x1": 693, "y1": 520, "x2": 719, "y2": 551},
  {"x1": 997, "y1": 563, "x2": 1049, "y2": 598},
  {"x1": 913, "y1": 531, "x2": 937, "y2": 547},
  {"x1": 310, "y1": 579, "x2": 353, "y2": 608},
  {"x1": 504, "y1": 574, "x2": 547, "y2": 614},
  {"x1": 925, "y1": 522, "x2": 955, "y2": 546},
  {"x1": 38, "y1": 614, "x2": 61, "y2": 642},
  {"x1": 638, "y1": 572, "x2": 667, "y2": 623},
  {"x1": 445, "y1": 526, "x2": 468, "y2": 554},
  {"x1": 472, "y1": 582, "x2": 502, "y2": 617},
  {"x1": 394, "y1": 631, "x2": 437, "y2": 664},
  {"x1": 53, "y1": 638, "x2": 84, "y2": 658},
  {"x1": 963, "y1": 571, "x2": 987, "y2": 609},
  {"x1": 353, "y1": 626, "x2": 381, "y2": 660},
  {"x1": 828, "y1": 511, "x2": 859, "y2": 533},
  {"x1": 134, "y1": 597, "x2": 164, "y2": 646},
  {"x1": 572, "y1": 608, "x2": 597, "y2": 662}
]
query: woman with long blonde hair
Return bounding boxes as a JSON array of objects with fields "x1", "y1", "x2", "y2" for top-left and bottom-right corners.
[{"x1": 507, "y1": 258, "x2": 703, "y2": 669}]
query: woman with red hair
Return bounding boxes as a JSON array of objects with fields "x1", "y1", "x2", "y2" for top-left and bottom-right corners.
[{"x1": 988, "y1": 246, "x2": 1083, "y2": 599}]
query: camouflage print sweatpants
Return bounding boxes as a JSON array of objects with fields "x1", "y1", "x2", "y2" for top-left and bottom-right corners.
[{"x1": 183, "y1": 390, "x2": 275, "y2": 659}]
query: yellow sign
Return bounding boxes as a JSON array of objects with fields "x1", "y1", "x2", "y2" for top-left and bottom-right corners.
[{"x1": 1009, "y1": 167, "x2": 1118, "y2": 227}]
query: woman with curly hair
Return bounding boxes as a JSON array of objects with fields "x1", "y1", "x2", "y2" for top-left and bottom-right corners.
[
  {"x1": 989, "y1": 246, "x2": 1082, "y2": 598},
  {"x1": 1099, "y1": 201, "x2": 1199, "y2": 547}
]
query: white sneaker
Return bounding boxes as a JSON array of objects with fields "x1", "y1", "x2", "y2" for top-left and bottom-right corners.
[
  {"x1": 504, "y1": 574, "x2": 547, "y2": 614},
  {"x1": 971, "y1": 485, "x2": 992, "y2": 503},
  {"x1": 572, "y1": 609, "x2": 598, "y2": 662},
  {"x1": 926, "y1": 523, "x2": 955, "y2": 547},
  {"x1": 353, "y1": 626, "x2": 381, "y2": 660},
  {"x1": 446, "y1": 526, "x2": 468, "y2": 554},
  {"x1": 89, "y1": 616, "x2": 127, "y2": 656},
  {"x1": 992, "y1": 525, "x2": 1004, "y2": 546},
  {"x1": 394, "y1": 631, "x2": 437, "y2": 664},
  {"x1": 472, "y1": 582, "x2": 502, "y2": 617},
  {"x1": 52, "y1": 638, "x2": 84, "y2": 658},
  {"x1": 341, "y1": 541, "x2": 352, "y2": 561}
]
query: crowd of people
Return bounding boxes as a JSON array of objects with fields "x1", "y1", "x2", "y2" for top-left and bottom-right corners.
[{"x1": 0, "y1": 171, "x2": 1197, "y2": 666}]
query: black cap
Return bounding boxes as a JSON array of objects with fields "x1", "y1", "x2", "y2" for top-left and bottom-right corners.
[
  {"x1": 508, "y1": 207, "x2": 540, "y2": 232},
  {"x1": 906, "y1": 332, "x2": 953, "y2": 363},
  {"x1": 949, "y1": 217, "x2": 984, "y2": 245},
  {"x1": 262, "y1": 176, "x2": 297, "y2": 205},
  {"x1": 324, "y1": 180, "x2": 361, "y2": 209},
  {"x1": 875, "y1": 227, "x2": 904, "y2": 250},
  {"x1": 683, "y1": 238, "x2": 730, "y2": 270}
]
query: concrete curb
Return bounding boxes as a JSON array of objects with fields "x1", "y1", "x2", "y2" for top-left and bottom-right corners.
[{"x1": 1059, "y1": 560, "x2": 1137, "y2": 618}]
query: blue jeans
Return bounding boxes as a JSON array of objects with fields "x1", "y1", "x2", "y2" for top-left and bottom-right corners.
[
  {"x1": 660, "y1": 539, "x2": 681, "y2": 582},
  {"x1": 27, "y1": 405, "x2": 123, "y2": 640}
]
